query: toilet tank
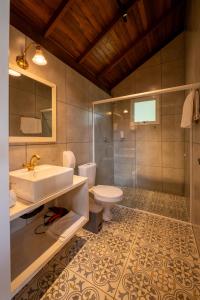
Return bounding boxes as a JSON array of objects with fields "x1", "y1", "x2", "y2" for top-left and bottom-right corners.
[{"x1": 78, "y1": 163, "x2": 96, "y2": 188}]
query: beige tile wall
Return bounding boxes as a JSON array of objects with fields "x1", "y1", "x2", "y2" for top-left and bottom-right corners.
[
  {"x1": 185, "y1": 0, "x2": 200, "y2": 252},
  {"x1": 111, "y1": 33, "x2": 185, "y2": 195},
  {"x1": 9, "y1": 26, "x2": 110, "y2": 174}
]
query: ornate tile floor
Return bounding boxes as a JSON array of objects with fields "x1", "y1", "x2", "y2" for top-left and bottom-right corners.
[
  {"x1": 13, "y1": 206, "x2": 199, "y2": 300},
  {"x1": 120, "y1": 187, "x2": 189, "y2": 222}
]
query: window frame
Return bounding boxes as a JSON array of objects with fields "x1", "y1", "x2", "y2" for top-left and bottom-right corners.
[{"x1": 130, "y1": 96, "x2": 160, "y2": 126}]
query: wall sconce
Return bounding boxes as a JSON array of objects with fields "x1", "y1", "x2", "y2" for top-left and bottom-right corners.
[{"x1": 16, "y1": 42, "x2": 47, "y2": 69}]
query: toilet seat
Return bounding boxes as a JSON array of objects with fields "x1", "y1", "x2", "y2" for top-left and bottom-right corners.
[{"x1": 93, "y1": 185, "x2": 123, "y2": 203}]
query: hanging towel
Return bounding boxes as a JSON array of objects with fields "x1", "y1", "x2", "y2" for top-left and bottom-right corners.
[
  {"x1": 181, "y1": 90, "x2": 195, "y2": 128},
  {"x1": 194, "y1": 90, "x2": 200, "y2": 121},
  {"x1": 20, "y1": 117, "x2": 42, "y2": 134}
]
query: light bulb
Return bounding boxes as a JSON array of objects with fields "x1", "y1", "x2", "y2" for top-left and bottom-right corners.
[
  {"x1": 32, "y1": 45, "x2": 47, "y2": 66},
  {"x1": 106, "y1": 111, "x2": 112, "y2": 116}
]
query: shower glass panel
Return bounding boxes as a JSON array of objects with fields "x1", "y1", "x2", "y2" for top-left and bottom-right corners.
[
  {"x1": 94, "y1": 91, "x2": 190, "y2": 222},
  {"x1": 94, "y1": 102, "x2": 114, "y2": 185}
]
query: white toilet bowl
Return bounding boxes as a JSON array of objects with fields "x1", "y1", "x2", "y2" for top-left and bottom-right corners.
[
  {"x1": 78, "y1": 163, "x2": 123, "y2": 222},
  {"x1": 93, "y1": 185, "x2": 123, "y2": 221}
]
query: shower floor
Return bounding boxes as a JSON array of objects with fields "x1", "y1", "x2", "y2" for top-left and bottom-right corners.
[{"x1": 120, "y1": 187, "x2": 189, "y2": 222}]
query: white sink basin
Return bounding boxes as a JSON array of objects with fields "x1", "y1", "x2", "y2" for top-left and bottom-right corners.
[{"x1": 10, "y1": 164, "x2": 74, "y2": 203}]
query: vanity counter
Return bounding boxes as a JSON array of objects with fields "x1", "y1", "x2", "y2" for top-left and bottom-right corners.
[{"x1": 10, "y1": 175, "x2": 87, "y2": 221}]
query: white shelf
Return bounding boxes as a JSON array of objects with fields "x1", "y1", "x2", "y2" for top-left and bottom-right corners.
[
  {"x1": 10, "y1": 174, "x2": 89, "y2": 296},
  {"x1": 10, "y1": 175, "x2": 87, "y2": 221},
  {"x1": 11, "y1": 211, "x2": 87, "y2": 297}
]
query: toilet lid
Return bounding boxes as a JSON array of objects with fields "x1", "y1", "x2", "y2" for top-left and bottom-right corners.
[{"x1": 93, "y1": 185, "x2": 123, "y2": 203}]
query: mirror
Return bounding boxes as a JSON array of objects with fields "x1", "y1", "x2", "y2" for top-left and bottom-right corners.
[{"x1": 9, "y1": 64, "x2": 56, "y2": 143}]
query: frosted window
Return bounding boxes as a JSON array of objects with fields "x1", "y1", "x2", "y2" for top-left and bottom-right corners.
[{"x1": 134, "y1": 99, "x2": 156, "y2": 123}]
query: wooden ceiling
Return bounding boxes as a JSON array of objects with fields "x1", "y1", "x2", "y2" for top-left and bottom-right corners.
[{"x1": 10, "y1": 0, "x2": 185, "y2": 93}]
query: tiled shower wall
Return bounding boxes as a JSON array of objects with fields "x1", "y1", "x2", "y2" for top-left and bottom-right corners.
[
  {"x1": 9, "y1": 26, "x2": 110, "y2": 172},
  {"x1": 185, "y1": 0, "x2": 200, "y2": 252},
  {"x1": 111, "y1": 34, "x2": 186, "y2": 195}
]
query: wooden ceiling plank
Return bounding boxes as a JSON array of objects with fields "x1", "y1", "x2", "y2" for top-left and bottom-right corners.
[
  {"x1": 110, "y1": 26, "x2": 184, "y2": 89},
  {"x1": 44, "y1": 0, "x2": 72, "y2": 38},
  {"x1": 98, "y1": 0, "x2": 184, "y2": 78},
  {"x1": 10, "y1": 10, "x2": 110, "y2": 93},
  {"x1": 78, "y1": 0, "x2": 138, "y2": 63}
]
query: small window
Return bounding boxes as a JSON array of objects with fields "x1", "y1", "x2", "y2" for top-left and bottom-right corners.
[{"x1": 130, "y1": 97, "x2": 160, "y2": 126}]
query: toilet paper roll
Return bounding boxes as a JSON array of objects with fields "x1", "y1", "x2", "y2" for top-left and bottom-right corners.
[{"x1": 63, "y1": 151, "x2": 76, "y2": 168}]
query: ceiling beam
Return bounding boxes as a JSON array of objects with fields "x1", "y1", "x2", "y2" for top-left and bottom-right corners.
[
  {"x1": 77, "y1": 0, "x2": 138, "y2": 63},
  {"x1": 44, "y1": 0, "x2": 72, "y2": 38},
  {"x1": 10, "y1": 9, "x2": 111, "y2": 94},
  {"x1": 98, "y1": 0, "x2": 185, "y2": 79}
]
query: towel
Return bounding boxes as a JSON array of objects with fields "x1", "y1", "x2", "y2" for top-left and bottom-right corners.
[
  {"x1": 181, "y1": 90, "x2": 195, "y2": 128},
  {"x1": 20, "y1": 117, "x2": 42, "y2": 134},
  {"x1": 47, "y1": 211, "x2": 80, "y2": 241}
]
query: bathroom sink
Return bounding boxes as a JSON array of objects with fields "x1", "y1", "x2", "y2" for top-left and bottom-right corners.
[{"x1": 10, "y1": 164, "x2": 74, "y2": 203}]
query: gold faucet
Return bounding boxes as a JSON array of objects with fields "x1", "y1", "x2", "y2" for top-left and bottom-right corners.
[{"x1": 23, "y1": 154, "x2": 40, "y2": 171}]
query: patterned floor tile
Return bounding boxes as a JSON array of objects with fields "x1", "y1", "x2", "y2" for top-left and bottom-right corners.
[
  {"x1": 114, "y1": 207, "x2": 200, "y2": 300},
  {"x1": 116, "y1": 249, "x2": 200, "y2": 299},
  {"x1": 13, "y1": 206, "x2": 200, "y2": 300},
  {"x1": 40, "y1": 269, "x2": 113, "y2": 300},
  {"x1": 67, "y1": 230, "x2": 132, "y2": 297},
  {"x1": 16, "y1": 267, "x2": 112, "y2": 300},
  {"x1": 132, "y1": 213, "x2": 198, "y2": 259},
  {"x1": 120, "y1": 187, "x2": 189, "y2": 222}
]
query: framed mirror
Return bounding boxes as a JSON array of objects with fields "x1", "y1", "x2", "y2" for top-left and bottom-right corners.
[{"x1": 9, "y1": 64, "x2": 56, "y2": 143}]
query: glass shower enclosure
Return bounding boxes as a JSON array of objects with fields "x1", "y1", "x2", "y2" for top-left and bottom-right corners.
[{"x1": 93, "y1": 87, "x2": 193, "y2": 222}]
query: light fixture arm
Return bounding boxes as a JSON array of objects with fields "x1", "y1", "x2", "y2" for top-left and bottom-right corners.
[{"x1": 22, "y1": 41, "x2": 36, "y2": 56}]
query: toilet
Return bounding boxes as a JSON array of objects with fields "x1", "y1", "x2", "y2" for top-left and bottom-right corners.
[
  {"x1": 63, "y1": 152, "x2": 123, "y2": 221},
  {"x1": 78, "y1": 163, "x2": 123, "y2": 221}
]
